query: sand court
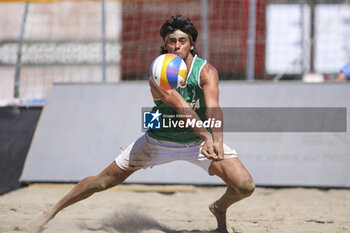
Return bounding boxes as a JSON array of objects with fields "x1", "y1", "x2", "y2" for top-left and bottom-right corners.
[{"x1": 1, "y1": 184, "x2": 349, "y2": 233}]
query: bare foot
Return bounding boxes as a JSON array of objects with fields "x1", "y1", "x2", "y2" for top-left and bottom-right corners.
[
  {"x1": 22, "y1": 209, "x2": 54, "y2": 233},
  {"x1": 209, "y1": 202, "x2": 228, "y2": 233}
]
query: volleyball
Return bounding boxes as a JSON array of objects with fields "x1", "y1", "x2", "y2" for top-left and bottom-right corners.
[{"x1": 150, "y1": 53, "x2": 187, "y2": 90}]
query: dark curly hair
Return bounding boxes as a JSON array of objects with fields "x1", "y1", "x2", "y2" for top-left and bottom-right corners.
[{"x1": 160, "y1": 14, "x2": 199, "y2": 56}]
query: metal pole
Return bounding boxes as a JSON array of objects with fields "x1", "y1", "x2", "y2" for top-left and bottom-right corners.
[
  {"x1": 101, "y1": 0, "x2": 107, "y2": 82},
  {"x1": 300, "y1": 0, "x2": 306, "y2": 79},
  {"x1": 246, "y1": 0, "x2": 257, "y2": 81},
  {"x1": 309, "y1": 0, "x2": 315, "y2": 73},
  {"x1": 14, "y1": 2, "x2": 29, "y2": 99},
  {"x1": 201, "y1": 0, "x2": 209, "y2": 60}
]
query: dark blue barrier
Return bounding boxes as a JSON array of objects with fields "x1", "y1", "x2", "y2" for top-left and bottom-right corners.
[{"x1": 0, "y1": 107, "x2": 42, "y2": 194}]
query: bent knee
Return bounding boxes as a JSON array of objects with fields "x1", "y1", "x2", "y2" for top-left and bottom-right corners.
[{"x1": 237, "y1": 179, "x2": 255, "y2": 197}]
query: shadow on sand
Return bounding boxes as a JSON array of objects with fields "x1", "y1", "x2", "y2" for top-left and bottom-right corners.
[{"x1": 80, "y1": 210, "x2": 219, "y2": 233}]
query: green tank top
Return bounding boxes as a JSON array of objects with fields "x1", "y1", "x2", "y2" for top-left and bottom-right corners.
[{"x1": 148, "y1": 55, "x2": 207, "y2": 144}]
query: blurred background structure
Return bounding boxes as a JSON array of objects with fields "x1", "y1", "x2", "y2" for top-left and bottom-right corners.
[{"x1": 0, "y1": 0, "x2": 349, "y2": 104}]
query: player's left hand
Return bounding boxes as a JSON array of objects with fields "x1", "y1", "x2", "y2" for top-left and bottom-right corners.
[
  {"x1": 201, "y1": 138, "x2": 222, "y2": 161},
  {"x1": 213, "y1": 140, "x2": 224, "y2": 160}
]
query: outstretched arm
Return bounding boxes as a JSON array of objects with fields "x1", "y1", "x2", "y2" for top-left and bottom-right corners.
[
  {"x1": 200, "y1": 63, "x2": 224, "y2": 158},
  {"x1": 149, "y1": 78, "x2": 220, "y2": 161}
]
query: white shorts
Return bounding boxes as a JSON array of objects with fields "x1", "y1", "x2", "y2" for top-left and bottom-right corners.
[{"x1": 115, "y1": 132, "x2": 238, "y2": 174}]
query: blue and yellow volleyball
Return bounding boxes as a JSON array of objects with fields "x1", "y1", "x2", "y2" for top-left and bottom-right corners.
[{"x1": 150, "y1": 53, "x2": 187, "y2": 90}]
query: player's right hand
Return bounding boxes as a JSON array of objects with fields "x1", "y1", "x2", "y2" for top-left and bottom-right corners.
[{"x1": 201, "y1": 138, "x2": 223, "y2": 161}]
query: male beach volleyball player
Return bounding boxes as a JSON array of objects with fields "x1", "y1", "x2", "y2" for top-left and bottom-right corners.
[{"x1": 24, "y1": 14, "x2": 255, "y2": 233}]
